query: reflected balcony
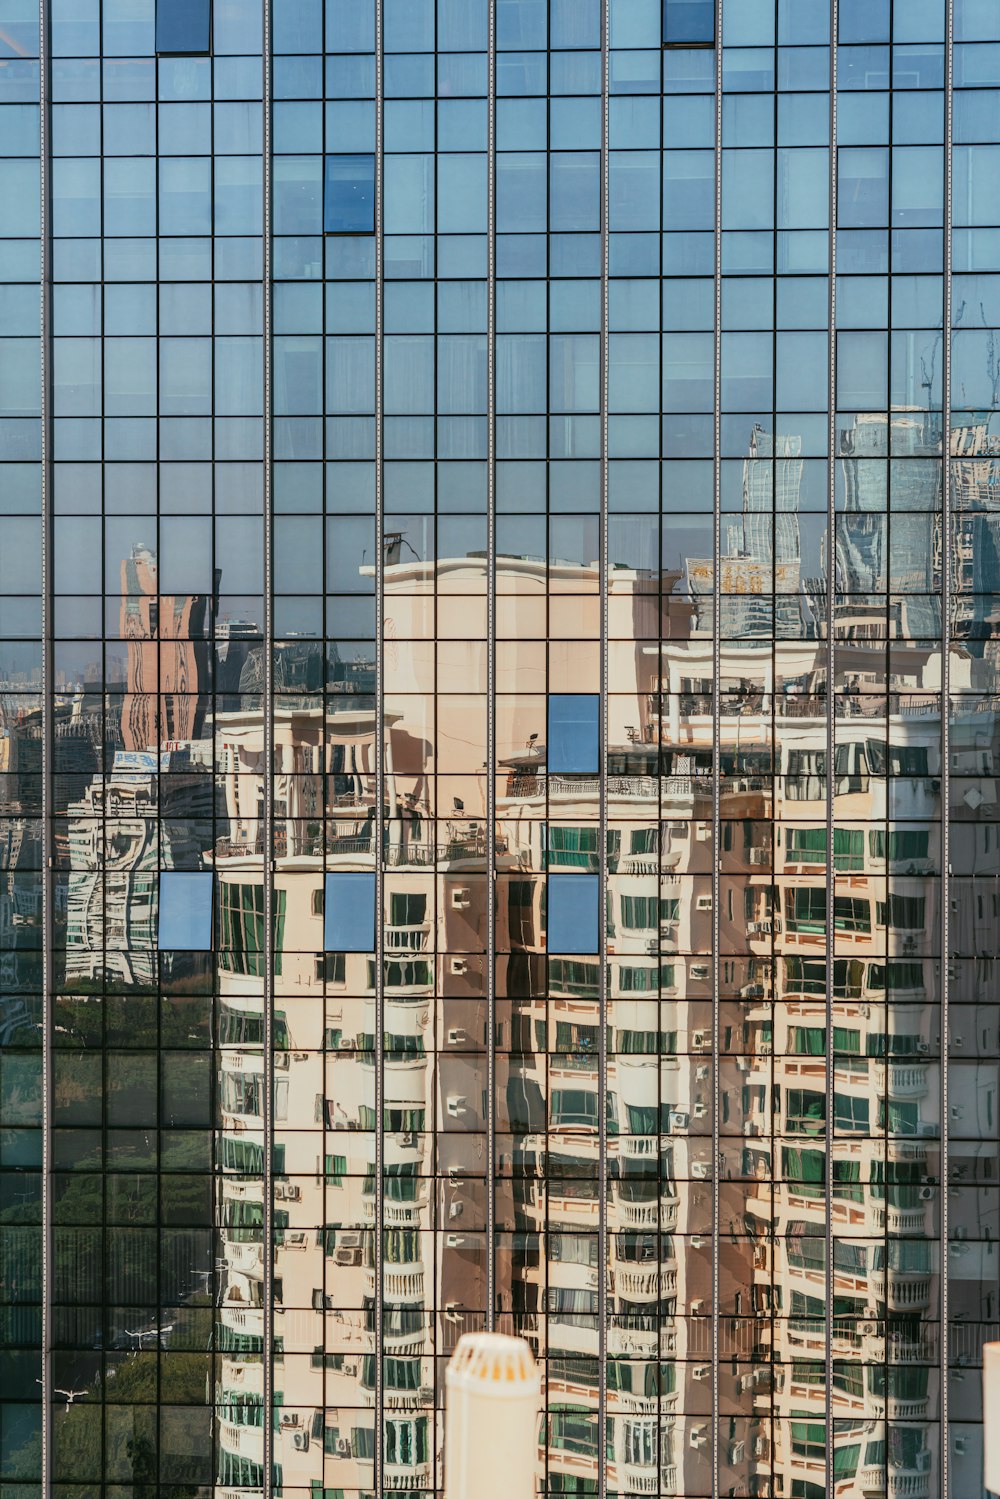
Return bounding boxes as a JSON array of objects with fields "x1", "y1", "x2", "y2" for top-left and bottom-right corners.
[
  {"x1": 383, "y1": 1386, "x2": 434, "y2": 1415},
  {"x1": 610, "y1": 1196, "x2": 680, "y2": 1234},
  {"x1": 661, "y1": 774, "x2": 713, "y2": 809},
  {"x1": 616, "y1": 1133, "x2": 659, "y2": 1161},
  {"x1": 616, "y1": 852, "x2": 662, "y2": 876},
  {"x1": 869, "y1": 1272, "x2": 932, "y2": 1312},
  {"x1": 384, "y1": 922, "x2": 431, "y2": 953},
  {"x1": 214, "y1": 832, "x2": 267, "y2": 861},
  {"x1": 616, "y1": 1464, "x2": 658, "y2": 1495},
  {"x1": 501, "y1": 767, "x2": 663, "y2": 808},
  {"x1": 868, "y1": 1393, "x2": 930, "y2": 1422},
  {"x1": 886, "y1": 1137, "x2": 929, "y2": 1164},
  {"x1": 366, "y1": 1262, "x2": 426, "y2": 1303},
  {"x1": 219, "y1": 1358, "x2": 264, "y2": 1398},
  {"x1": 850, "y1": 1324, "x2": 939, "y2": 1365},
  {"x1": 381, "y1": 1328, "x2": 428, "y2": 1359},
  {"x1": 327, "y1": 784, "x2": 378, "y2": 814},
  {"x1": 325, "y1": 832, "x2": 378, "y2": 865},
  {"x1": 866, "y1": 1200, "x2": 931, "y2": 1235},
  {"x1": 222, "y1": 1177, "x2": 264, "y2": 1208},
  {"x1": 380, "y1": 1198, "x2": 425, "y2": 1228},
  {"x1": 381, "y1": 1461, "x2": 433, "y2": 1493},
  {"x1": 217, "y1": 1416, "x2": 264, "y2": 1469},
  {"x1": 860, "y1": 1452, "x2": 932, "y2": 1499},
  {"x1": 607, "y1": 1319, "x2": 659, "y2": 1361},
  {"x1": 225, "y1": 1239, "x2": 265, "y2": 1281},
  {"x1": 612, "y1": 1264, "x2": 677, "y2": 1302},
  {"x1": 220, "y1": 1268, "x2": 263, "y2": 1310},
  {"x1": 547, "y1": 1450, "x2": 601, "y2": 1488},
  {"x1": 878, "y1": 1062, "x2": 930, "y2": 1099},
  {"x1": 219, "y1": 1304, "x2": 264, "y2": 1340},
  {"x1": 382, "y1": 1136, "x2": 426, "y2": 1174}
]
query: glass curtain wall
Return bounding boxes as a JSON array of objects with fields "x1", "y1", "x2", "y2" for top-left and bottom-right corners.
[
  {"x1": 0, "y1": 0, "x2": 44, "y2": 1486},
  {"x1": 3, "y1": 2, "x2": 1000, "y2": 1499},
  {"x1": 33, "y1": 0, "x2": 267, "y2": 1490}
]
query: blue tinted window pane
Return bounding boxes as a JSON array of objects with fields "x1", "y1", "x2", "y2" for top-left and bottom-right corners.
[
  {"x1": 548, "y1": 693, "x2": 599, "y2": 774},
  {"x1": 325, "y1": 154, "x2": 376, "y2": 234},
  {"x1": 663, "y1": 0, "x2": 715, "y2": 46},
  {"x1": 158, "y1": 871, "x2": 213, "y2": 950},
  {"x1": 548, "y1": 874, "x2": 600, "y2": 955},
  {"x1": 325, "y1": 872, "x2": 376, "y2": 951},
  {"x1": 156, "y1": 0, "x2": 210, "y2": 54}
]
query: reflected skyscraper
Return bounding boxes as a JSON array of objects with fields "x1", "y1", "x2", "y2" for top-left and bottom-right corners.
[{"x1": 3, "y1": 2, "x2": 1000, "y2": 1499}]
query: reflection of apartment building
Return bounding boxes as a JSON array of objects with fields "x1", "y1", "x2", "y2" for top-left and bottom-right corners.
[
  {"x1": 211, "y1": 677, "x2": 494, "y2": 1496},
  {"x1": 45, "y1": 520, "x2": 991, "y2": 1499},
  {"x1": 484, "y1": 523, "x2": 993, "y2": 1498},
  {"x1": 63, "y1": 751, "x2": 212, "y2": 987},
  {"x1": 118, "y1": 542, "x2": 214, "y2": 751}
]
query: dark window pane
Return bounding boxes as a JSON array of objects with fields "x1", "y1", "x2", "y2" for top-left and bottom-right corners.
[
  {"x1": 663, "y1": 0, "x2": 715, "y2": 47},
  {"x1": 548, "y1": 693, "x2": 599, "y2": 775},
  {"x1": 156, "y1": 0, "x2": 211, "y2": 54},
  {"x1": 547, "y1": 874, "x2": 600, "y2": 955},
  {"x1": 325, "y1": 871, "x2": 376, "y2": 951},
  {"x1": 158, "y1": 871, "x2": 214, "y2": 950},
  {"x1": 325, "y1": 154, "x2": 376, "y2": 234}
]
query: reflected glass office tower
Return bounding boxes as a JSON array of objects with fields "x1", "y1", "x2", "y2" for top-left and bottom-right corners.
[{"x1": 2, "y1": 0, "x2": 1000, "y2": 1497}]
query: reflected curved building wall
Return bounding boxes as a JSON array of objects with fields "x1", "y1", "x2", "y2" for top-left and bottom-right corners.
[{"x1": 2, "y1": 3, "x2": 1000, "y2": 1499}]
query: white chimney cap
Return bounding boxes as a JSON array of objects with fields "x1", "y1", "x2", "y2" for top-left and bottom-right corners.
[
  {"x1": 446, "y1": 1332, "x2": 541, "y2": 1400},
  {"x1": 986, "y1": 1343, "x2": 1000, "y2": 1492},
  {"x1": 445, "y1": 1334, "x2": 541, "y2": 1499}
]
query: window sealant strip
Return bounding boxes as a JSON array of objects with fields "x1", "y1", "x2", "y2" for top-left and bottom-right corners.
[
  {"x1": 486, "y1": 0, "x2": 497, "y2": 1337},
  {"x1": 599, "y1": 1, "x2": 610, "y2": 1494},
  {"x1": 711, "y1": 0, "x2": 723, "y2": 1490},
  {"x1": 826, "y1": 6, "x2": 838, "y2": 1494},
  {"x1": 941, "y1": 0, "x2": 954, "y2": 1487},
  {"x1": 40, "y1": 0, "x2": 53, "y2": 1483},
  {"x1": 262, "y1": 0, "x2": 274, "y2": 1489},
  {"x1": 374, "y1": 1, "x2": 386, "y2": 1492}
]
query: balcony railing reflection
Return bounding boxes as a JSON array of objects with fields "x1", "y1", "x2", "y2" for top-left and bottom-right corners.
[
  {"x1": 216, "y1": 833, "x2": 267, "y2": 858},
  {"x1": 214, "y1": 826, "x2": 500, "y2": 866},
  {"x1": 505, "y1": 771, "x2": 713, "y2": 801},
  {"x1": 327, "y1": 833, "x2": 498, "y2": 866}
]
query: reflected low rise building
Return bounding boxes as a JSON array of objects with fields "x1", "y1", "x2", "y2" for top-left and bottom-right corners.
[{"x1": 3, "y1": 3, "x2": 1000, "y2": 1499}]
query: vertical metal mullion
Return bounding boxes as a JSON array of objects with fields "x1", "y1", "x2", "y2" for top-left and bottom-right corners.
[
  {"x1": 262, "y1": 0, "x2": 274, "y2": 1489},
  {"x1": 711, "y1": 1, "x2": 723, "y2": 1491},
  {"x1": 374, "y1": 1, "x2": 385, "y2": 1492},
  {"x1": 599, "y1": 2, "x2": 609, "y2": 1495},
  {"x1": 941, "y1": 2, "x2": 954, "y2": 1490},
  {"x1": 39, "y1": 0, "x2": 52, "y2": 1484},
  {"x1": 486, "y1": 0, "x2": 497, "y2": 1336},
  {"x1": 825, "y1": 6, "x2": 838, "y2": 1494}
]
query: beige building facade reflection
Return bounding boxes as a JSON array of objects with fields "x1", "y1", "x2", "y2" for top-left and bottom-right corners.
[{"x1": 39, "y1": 405, "x2": 1000, "y2": 1499}]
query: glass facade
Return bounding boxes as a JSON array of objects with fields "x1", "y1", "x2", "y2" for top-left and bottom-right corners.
[{"x1": 2, "y1": 1, "x2": 1000, "y2": 1497}]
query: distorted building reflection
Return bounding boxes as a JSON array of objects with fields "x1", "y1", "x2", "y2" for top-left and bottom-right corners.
[
  {"x1": 41, "y1": 386, "x2": 1000, "y2": 1499},
  {"x1": 13, "y1": 6, "x2": 1000, "y2": 1496}
]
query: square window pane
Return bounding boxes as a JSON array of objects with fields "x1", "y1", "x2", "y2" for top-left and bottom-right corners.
[
  {"x1": 548, "y1": 874, "x2": 600, "y2": 955},
  {"x1": 325, "y1": 154, "x2": 376, "y2": 235},
  {"x1": 325, "y1": 871, "x2": 376, "y2": 951},
  {"x1": 663, "y1": 0, "x2": 715, "y2": 47},
  {"x1": 156, "y1": 0, "x2": 211, "y2": 55},
  {"x1": 158, "y1": 871, "x2": 213, "y2": 950},
  {"x1": 548, "y1": 693, "x2": 599, "y2": 774}
]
